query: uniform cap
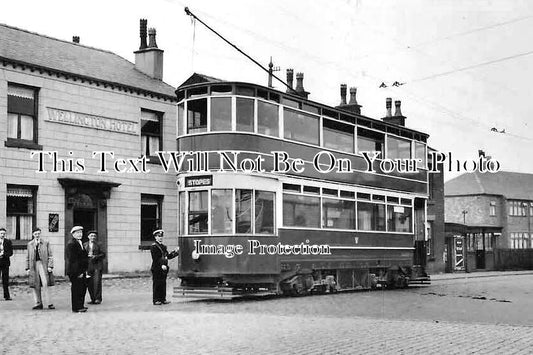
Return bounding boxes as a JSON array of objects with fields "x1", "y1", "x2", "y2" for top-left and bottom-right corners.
[{"x1": 152, "y1": 229, "x2": 164, "y2": 236}]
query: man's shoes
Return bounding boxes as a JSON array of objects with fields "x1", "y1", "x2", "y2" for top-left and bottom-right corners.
[
  {"x1": 5, "y1": 297, "x2": 12, "y2": 301},
  {"x1": 73, "y1": 309, "x2": 87, "y2": 313},
  {"x1": 94, "y1": 300, "x2": 101, "y2": 304},
  {"x1": 153, "y1": 301, "x2": 162, "y2": 305},
  {"x1": 81, "y1": 307, "x2": 88, "y2": 311},
  {"x1": 162, "y1": 300, "x2": 170, "y2": 304},
  {"x1": 88, "y1": 301, "x2": 96, "y2": 304},
  {"x1": 32, "y1": 304, "x2": 43, "y2": 310},
  {"x1": 48, "y1": 304, "x2": 55, "y2": 310}
]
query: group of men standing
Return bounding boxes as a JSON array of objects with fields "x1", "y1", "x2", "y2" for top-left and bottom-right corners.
[{"x1": 1, "y1": 227, "x2": 178, "y2": 310}]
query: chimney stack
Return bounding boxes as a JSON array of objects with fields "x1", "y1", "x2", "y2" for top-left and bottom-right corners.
[
  {"x1": 349, "y1": 87, "x2": 358, "y2": 105},
  {"x1": 286, "y1": 69, "x2": 294, "y2": 93},
  {"x1": 382, "y1": 98, "x2": 406, "y2": 126},
  {"x1": 72, "y1": 36, "x2": 80, "y2": 44},
  {"x1": 294, "y1": 72, "x2": 309, "y2": 99},
  {"x1": 134, "y1": 19, "x2": 164, "y2": 81},
  {"x1": 339, "y1": 84, "x2": 347, "y2": 105}
]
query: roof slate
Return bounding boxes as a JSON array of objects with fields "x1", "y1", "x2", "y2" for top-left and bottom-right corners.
[
  {"x1": 445, "y1": 171, "x2": 533, "y2": 200},
  {"x1": 0, "y1": 23, "x2": 176, "y2": 98}
]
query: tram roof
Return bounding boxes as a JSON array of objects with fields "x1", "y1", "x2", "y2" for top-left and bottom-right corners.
[{"x1": 177, "y1": 73, "x2": 430, "y2": 142}]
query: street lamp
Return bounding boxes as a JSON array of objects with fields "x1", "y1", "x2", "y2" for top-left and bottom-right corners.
[{"x1": 462, "y1": 210, "x2": 468, "y2": 273}]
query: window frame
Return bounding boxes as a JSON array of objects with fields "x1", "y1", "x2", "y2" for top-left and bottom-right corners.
[
  {"x1": 140, "y1": 193, "x2": 163, "y2": 245},
  {"x1": 140, "y1": 108, "x2": 163, "y2": 159},
  {"x1": 6, "y1": 184, "x2": 38, "y2": 246},
  {"x1": 5, "y1": 83, "x2": 42, "y2": 150}
]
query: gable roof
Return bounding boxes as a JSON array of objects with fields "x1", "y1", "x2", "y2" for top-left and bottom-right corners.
[
  {"x1": 0, "y1": 23, "x2": 176, "y2": 100},
  {"x1": 178, "y1": 73, "x2": 223, "y2": 88},
  {"x1": 445, "y1": 171, "x2": 533, "y2": 200}
]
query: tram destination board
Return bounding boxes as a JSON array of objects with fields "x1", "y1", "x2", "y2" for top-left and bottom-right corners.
[{"x1": 185, "y1": 175, "x2": 213, "y2": 188}]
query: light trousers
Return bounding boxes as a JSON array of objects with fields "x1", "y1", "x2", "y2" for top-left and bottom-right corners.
[{"x1": 33, "y1": 261, "x2": 52, "y2": 306}]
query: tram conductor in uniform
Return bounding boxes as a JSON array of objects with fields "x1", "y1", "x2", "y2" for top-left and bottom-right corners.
[
  {"x1": 66, "y1": 226, "x2": 89, "y2": 313},
  {"x1": 150, "y1": 229, "x2": 179, "y2": 305}
]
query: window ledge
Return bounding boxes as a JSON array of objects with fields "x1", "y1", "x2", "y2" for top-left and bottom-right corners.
[
  {"x1": 146, "y1": 156, "x2": 161, "y2": 165},
  {"x1": 5, "y1": 139, "x2": 43, "y2": 150}
]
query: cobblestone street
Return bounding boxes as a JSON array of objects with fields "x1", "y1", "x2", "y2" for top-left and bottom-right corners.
[{"x1": 1, "y1": 273, "x2": 532, "y2": 354}]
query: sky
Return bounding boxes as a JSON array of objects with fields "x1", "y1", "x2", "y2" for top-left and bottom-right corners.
[{"x1": 2, "y1": 0, "x2": 533, "y2": 181}]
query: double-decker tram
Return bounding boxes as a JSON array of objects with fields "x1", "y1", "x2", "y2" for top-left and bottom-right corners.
[{"x1": 174, "y1": 74, "x2": 430, "y2": 298}]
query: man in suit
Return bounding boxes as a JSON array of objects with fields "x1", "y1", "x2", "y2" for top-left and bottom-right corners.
[
  {"x1": 150, "y1": 229, "x2": 178, "y2": 305},
  {"x1": 66, "y1": 226, "x2": 89, "y2": 313},
  {"x1": 26, "y1": 227, "x2": 55, "y2": 309},
  {"x1": 84, "y1": 230, "x2": 105, "y2": 304},
  {"x1": 0, "y1": 227, "x2": 13, "y2": 300}
]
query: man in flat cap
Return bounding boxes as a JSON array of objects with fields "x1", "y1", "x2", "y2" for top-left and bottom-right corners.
[
  {"x1": 0, "y1": 227, "x2": 13, "y2": 300},
  {"x1": 26, "y1": 227, "x2": 54, "y2": 309},
  {"x1": 66, "y1": 226, "x2": 89, "y2": 313},
  {"x1": 84, "y1": 230, "x2": 105, "y2": 304},
  {"x1": 150, "y1": 229, "x2": 179, "y2": 305}
]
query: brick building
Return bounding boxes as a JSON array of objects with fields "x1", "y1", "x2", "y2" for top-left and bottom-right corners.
[
  {"x1": 445, "y1": 171, "x2": 533, "y2": 271},
  {"x1": 0, "y1": 21, "x2": 179, "y2": 275}
]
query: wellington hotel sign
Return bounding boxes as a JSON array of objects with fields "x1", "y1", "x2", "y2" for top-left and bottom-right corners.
[{"x1": 46, "y1": 107, "x2": 138, "y2": 135}]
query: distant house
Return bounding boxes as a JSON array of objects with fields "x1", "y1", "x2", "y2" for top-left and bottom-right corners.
[{"x1": 445, "y1": 171, "x2": 533, "y2": 271}]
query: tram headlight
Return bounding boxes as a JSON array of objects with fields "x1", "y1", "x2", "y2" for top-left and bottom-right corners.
[{"x1": 192, "y1": 250, "x2": 200, "y2": 260}]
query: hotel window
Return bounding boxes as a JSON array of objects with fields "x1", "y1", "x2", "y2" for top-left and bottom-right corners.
[
  {"x1": 386, "y1": 136, "x2": 411, "y2": 160},
  {"x1": 283, "y1": 194, "x2": 320, "y2": 228},
  {"x1": 283, "y1": 108, "x2": 319, "y2": 145},
  {"x1": 357, "y1": 128, "x2": 384, "y2": 156},
  {"x1": 141, "y1": 109, "x2": 162, "y2": 157},
  {"x1": 211, "y1": 97, "x2": 232, "y2": 131},
  {"x1": 6, "y1": 185, "x2": 36, "y2": 241},
  {"x1": 6, "y1": 83, "x2": 39, "y2": 148},
  {"x1": 140, "y1": 194, "x2": 163, "y2": 242},
  {"x1": 489, "y1": 201, "x2": 496, "y2": 216},
  {"x1": 188, "y1": 191, "x2": 208, "y2": 234},
  {"x1": 187, "y1": 98, "x2": 207, "y2": 133},
  {"x1": 357, "y1": 201, "x2": 386, "y2": 231},
  {"x1": 257, "y1": 101, "x2": 278, "y2": 137},
  {"x1": 323, "y1": 119, "x2": 355, "y2": 153}
]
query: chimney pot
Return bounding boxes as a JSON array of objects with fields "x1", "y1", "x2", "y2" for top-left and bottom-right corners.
[
  {"x1": 295, "y1": 72, "x2": 305, "y2": 93},
  {"x1": 139, "y1": 19, "x2": 148, "y2": 50},
  {"x1": 385, "y1": 98, "x2": 392, "y2": 117},
  {"x1": 349, "y1": 87, "x2": 358, "y2": 105},
  {"x1": 286, "y1": 69, "x2": 294, "y2": 93},
  {"x1": 340, "y1": 84, "x2": 347, "y2": 105},
  {"x1": 72, "y1": 36, "x2": 80, "y2": 44},
  {"x1": 394, "y1": 100, "x2": 403, "y2": 117},
  {"x1": 148, "y1": 28, "x2": 158, "y2": 48}
]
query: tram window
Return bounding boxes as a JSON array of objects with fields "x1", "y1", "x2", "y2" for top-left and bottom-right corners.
[
  {"x1": 401, "y1": 198, "x2": 412, "y2": 206},
  {"x1": 322, "y1": 109, "x2": 338, "y2": 120},
  {"x1": 211, "y1": 97, "x2": 232, "y2": 131},
  {"x1": 340, "y1": 190, "x2": 355, "y2": 199},
  {"x1": 178, "y1": 103, "x2": 185, "y2": 136},
  {"x1": 303, "y1": 186, "x2": 320, "y2": 195},
  {"x1": 257, "y1": 89, "x2": 269, "y2": 100},
  {"x1": 357, "y1": 128, "x2": 384, "y2": 155},
  {"x1": 236, "y1": 86, "x2": 255, "y2": 96},
  {"x1": 235, "y1": 189, "x2": 253, "y2": 234},
  {"x1": 387, "y1": 136, "x2": 411, "y2": 160},
  {"x1": 284, "y1": 108, "x2": 319, "y2": 145},
  {"x1": 187, "y1": 86, "x2": 208, "y2": 98},
  {"x1": 255, "y1": 191, "x2": 275, "y2": 234},
  {"x1": 188, "y1": 191, "x2": 208, "y2": 234},
  {"x1": 357, "y1": 192, "x2": 371, "y2": 200},
  {"x1": 323, "y1": 188, "x2": 338, "y2": 196},
  {"x1": 282, "y1": 97, "x2": 300, "y2": 109},
  {"x1": 257, "y1": 101, "x2": 279, "y2": 137},
  {"x1": 415, "y1": 142, "x2": 427, "y2": 169},
  {"x1": 236, "y1": 98, "x2": 254, "y2": 132},
  {"x1": 269, "y1": 93, "x2": 280, "y2": 103},
  {"x1": 211, "y1": 189, "x2": 233, "y2": 234},
  {"x1": 187, "y1": 98, "x2": 207, "y2": 133},
  {"x1": 387, "y1": 196, "x2": 399, "y2": 204},
  {"x1": 387, "y1": 205, "x2": 412, "y2": 233},
  {"x1": 211, "y1": 85, "x2": 232, "y2": 95},
  {"x1": 283, "y1": 194, "x2": 320, "y2": 228},
  {"x1": 323, "y1": 119, "x2": 355, "y2": 153},
  {"x1": 372, "y1": 195, "x2": 385, "y2": 202},
  {"x1": 302, "y1": 104, "x2": 320, "y2": 115},
  {"x1": 322, "y1": 198, "x2": 355, "y2": 229},
  {"x1": 357, "y1": 201, "x2": 386, "y2": 231},
  {"x1": 282, "y1": 183, "x2": 300, "y2": 192},
  {"x1": 177, "y1": 90, "x2": 185, "y2": 102},
  {"x1": 179, "y1": 192, "x2": 186, "y2": 235}
]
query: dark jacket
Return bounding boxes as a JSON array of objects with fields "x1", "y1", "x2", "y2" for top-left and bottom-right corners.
[
  {"x1": 150, "y1": 242, "x2": 178, "y2": 276},
  {"x1": 0, "y1": 238, "x2": 13, "y2": 268},
  {"x1": 66, "y1": 238, "x2": 88, "y2": 278},
  {"x1": 83, "y1": 241, "x2": 106, "y2": 274}
]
